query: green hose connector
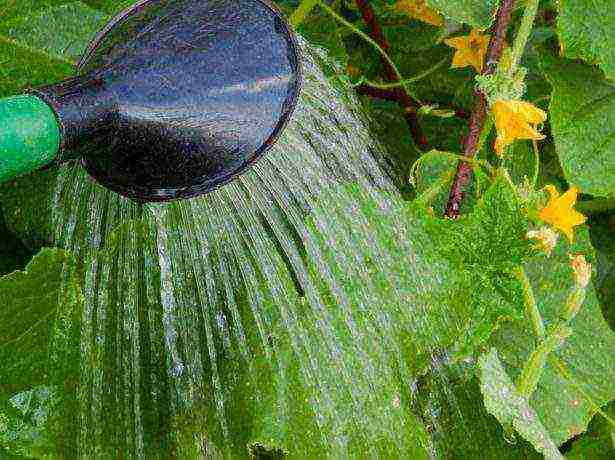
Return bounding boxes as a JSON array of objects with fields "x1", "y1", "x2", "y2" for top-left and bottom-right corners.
[{"x1": 0, "y1": 95, "x2": 61, "y2": 183}]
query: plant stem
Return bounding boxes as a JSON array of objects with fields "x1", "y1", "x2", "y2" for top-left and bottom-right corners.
[
  {"x1": 360, "y1": 56, "x2": 449, "y2": 89},
  {"x1": 355, "y1": 84, "x2": 470, "y2": 119},
  {"x1": 351, "y1": 0, "x2": 428, "y2": 150},
  {"x1": 355, "y1": 84, "x2": 400, "y2": 102},
  {"x1": 443, "y1": 0, "x2": 517, "y2": 218},
  {"x1": 516, "y1": 325, "x2": 572, "y2": 399},
  {"x1": 561, "y1": 285, "x2": 586, "y2": 323},
  {"x1": 514, "y1": 265, "x2": 545, "y2": 341},
  {"x1": 531, "y1": 139, "x2": 540, "y2": 189},
  {"x1": 319, "y1": 1, "x2": 410, "y2": 98},
  {"x1": 509, "y1": 0, "x2": 540, "y2": 74}
]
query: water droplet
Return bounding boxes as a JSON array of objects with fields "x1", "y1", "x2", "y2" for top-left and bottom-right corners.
[{"x1": 171, "y1": 361, "x2": 185, "y2": 378}]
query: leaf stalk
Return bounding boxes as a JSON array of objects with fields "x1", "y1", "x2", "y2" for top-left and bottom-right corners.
[
  {"x1": 514, "y1": 265, "x2": 545, "y2": 341},
  {"x1": 509, "y1": 0, "x2": 540, "y2": 74}
]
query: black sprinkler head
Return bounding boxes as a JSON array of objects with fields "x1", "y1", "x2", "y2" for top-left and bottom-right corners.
[{"x1": 32, "y1": 0, "x2": 301, "y2": 201}]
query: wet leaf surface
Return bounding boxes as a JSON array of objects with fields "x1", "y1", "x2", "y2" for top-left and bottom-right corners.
[{"x1": 0, "y1": 1, "x2": 613, "y2": 457}]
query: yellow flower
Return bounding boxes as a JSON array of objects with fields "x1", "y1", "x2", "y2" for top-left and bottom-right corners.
[
  {"x1": 492, "y1": 99, "x2": 547, "y2": 155},
  {"x1": 444, "y1": 29, "x2": 490, "y2": 73},
  {"x1": 394, "y1": 0, "x2": 444, "y2": 27},
  {"x1": 569, "y1": 253, "x2": 591, "y2": 288},
  {"x1": 538, "y1": 185, "x2": 587, "y2": 242},
  {"x1": 526, "y1": 226, "x2": 559, "y2": 255}
]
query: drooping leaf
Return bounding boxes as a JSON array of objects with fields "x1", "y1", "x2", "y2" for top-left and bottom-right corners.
[
  {"x1": 546, "y1": 58, "x2": 615, "y2": 197},
  {"x1": 556, "y1": 0, "x2": 615, "y2": 80},
  {"x1": 478, "y1": 348, "x2": 564, "y2": 459}
]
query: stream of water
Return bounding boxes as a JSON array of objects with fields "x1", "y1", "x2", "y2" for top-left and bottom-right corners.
[{"x1": 6, "y1": 43, "x2": 471, "y2": 458}]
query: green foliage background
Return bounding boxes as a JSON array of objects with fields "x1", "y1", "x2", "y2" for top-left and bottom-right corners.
[{"x1": 0, "y1": 0, "x2": 613, "y2": 457}]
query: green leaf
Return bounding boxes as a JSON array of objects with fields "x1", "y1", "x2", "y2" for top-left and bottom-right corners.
[
  {"x1": 289, "y1": 0, "x2": 319, "y2": 28},
  {"x1": 556, "y1": 0, "x2": 615, "y2": 80},
  {"x1": 0, "y1": 248, "x2": 82, "y2": 457},
  {"x1": 292, "y1": 4, "x2": 349, "y2": 68},
  {"x1": 411, "y1": 149, "x2": 457, "y2": 205},
  {"x1": 0, "y1": 168, "x2": 58, "y2": 250},
  {"x1": 0, "y1": 169, "x2": 530, "y2": 457},
  {"x1": 0, "y1": 35, "x2": 72, "y2": 97},
  {"x1": 415, "y1": 361, "x2": 541, "y2": 459},
  {"x1": 426, "y1": 0, "x2": 497, "y2": 28},
  {"x1": 546, "y1": 58, "x2": 615, "y2": 197},
  {"x1": 420, "y1": 172, "x2": 532, "y2": 272},
  {"x1": 489, "y1": 226, "x2": 615, "y2": 445},
  {"x1": 80, "y1": 0, "x2": 133, "y2": 15},
  {"x1": 478, "y1": 348, "x2": 564, "y2": 459},
  {"x1": 414, "y1": 174, "x2": 532, "y2": 357},
  {"x1": 504, "y1": 141, "x2": 537, "y2": 188},
  {"x1": 0, "y1": 0, "x2": 73, "y2": 24},
  {"x1": 0, "y1": 247, "x2": 82, "y2": 393},
  {"x1": 1, "y1": 387, "x2": 65, "y2": 458},
  {"x1": 0, "y1": 1, "x2": 105, "y2": 63},
  {"x1": 0, "y1": 1, "x2": 106, "y2": 97}
]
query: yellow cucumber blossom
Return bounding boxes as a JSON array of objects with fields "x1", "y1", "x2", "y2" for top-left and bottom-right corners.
[
  {"x1": 492, "y1": 99, "x2": 547, "y2": 155},
  {"x1": 538, "y1": 185, "x2": 586, "y2": 243},
  {"x1": 526, "y1": 226, "x2": 559, "y2": 255},
  {"x1": 394, "y1": 0, "x2": 444, "y2": 27},
  {"x1": 444, "y1": 29, "x2": 490, "y2": 73},
  {"x1": 569, "y1": 253, "x2": 591, "y2": 288}
]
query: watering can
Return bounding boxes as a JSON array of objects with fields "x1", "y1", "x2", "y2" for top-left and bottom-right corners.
[{"x1": 0, "y1": 0, "x2": 301, "y2": 201}]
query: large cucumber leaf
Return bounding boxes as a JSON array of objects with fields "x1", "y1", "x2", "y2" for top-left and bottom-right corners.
[
  {"x1": 556, "y1": 0, "x2": 615, "y2": 81},
  {"x1": 546, "y1": 58, "x2": 615, "y2": 197}
]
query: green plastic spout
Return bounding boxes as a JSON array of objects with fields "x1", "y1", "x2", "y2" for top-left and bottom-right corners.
[{"x1": 0, "y1": 95, "x2": 61, "y2": 183}]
